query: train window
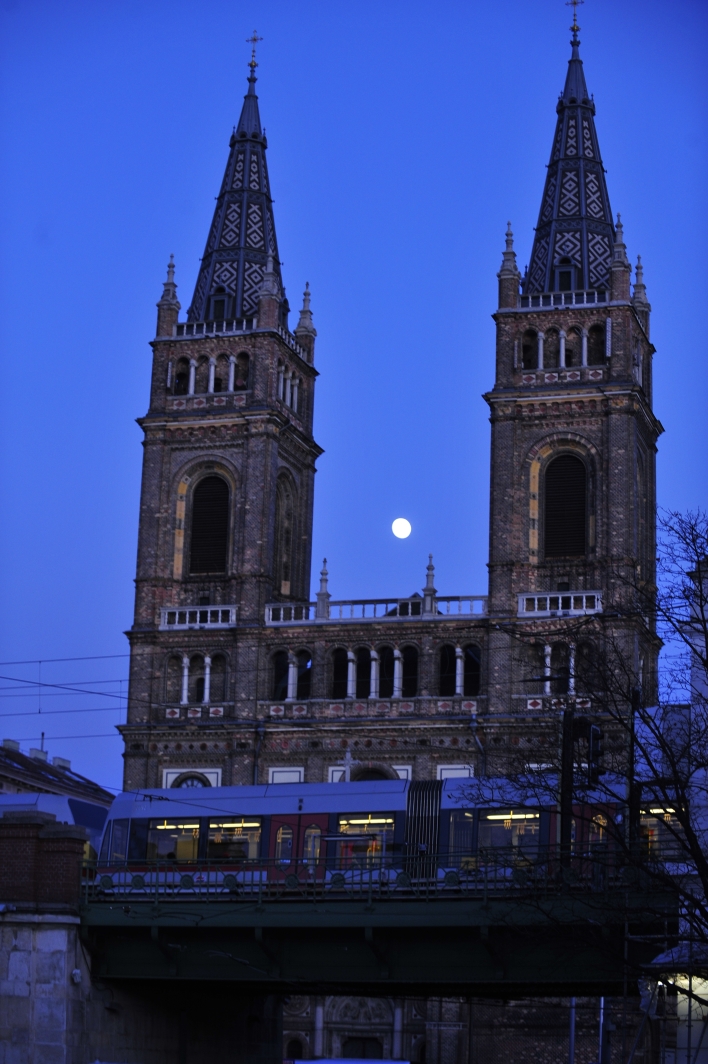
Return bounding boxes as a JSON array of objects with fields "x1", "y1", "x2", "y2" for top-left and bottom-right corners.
[
  {"x1": 109, "y1": 818, "x2": 128, "y2": 863},
  {"x1": 337, "y1": 813, "x2": 394, "y2": 867},
  {"x1": 276, "y1": 825, "x2": 294, "y2": 865},
  {"x1": 639, "y1": 807, "x2": 681, "y2": 860},
  {"x1": 99, "y1": 822, "x2": 112, "y2": 863},
  {"x1": 303, "y1": 825, "x2": 322, "y2": 867},
  {"x1": 448, "y1": 811, "x2": 475, "y2": 866},
  {"x1": 145, "y1": 819, "x2": 200, "y2": 862},
  {"x1": 128, "y1": 819, "x2": 150, "y2": 861},
  {"x1": 478, "y1": 810, "x2": 540, "y2": 856},
  {"x1": 208, "y1": 819, "x2": 261, "y2": 861},
  {"x1": 589, "y1": 814, "x2": 608, "y2": 850}
]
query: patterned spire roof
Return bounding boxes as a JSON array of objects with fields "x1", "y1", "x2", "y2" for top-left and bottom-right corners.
[
  {"x1": 187, "y1": 69, "x2": 284, "y2": 323},
  {"x1": 523, "y1": 31, "x2": 615, "y2": 295}
]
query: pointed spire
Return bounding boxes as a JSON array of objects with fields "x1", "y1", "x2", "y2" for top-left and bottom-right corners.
[
  {"x1": 610, "y1": 212, "x2": 632, "y2": 300},
  {"x1": 633, "y1": 255, "x2": 649, "y2": 305},
  {"x1": 422, "y1": 555, "x2": 437, "y2": 617},
  {"x1": 295, "y1": 282, "x2": 317, "y2": 362},
  {"x1": 613, "y1": 213, "x2": 629, "y2": 265},
  {"x1": 498, "y1": 223, "x2": 520, "y2": 308},
  {"x1": 315, "y1": 558, "x2": 331, "y2": 619},
  {"x1": 156, "y1": 254, "x2": 181, "y2": 337},
  {"x1": 524, "y1": 30, "x2": 615, "y2": 295},
  {"x1": 187, "y1": 58, "x2": 283, "y2": 325}
]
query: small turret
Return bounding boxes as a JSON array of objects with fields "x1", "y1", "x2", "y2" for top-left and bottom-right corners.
[
  {"x1": 610, "y1": 213, "x2": 631, "y2": 301},
  {"x1": 156, "y1": 255, "x2": 180, "y2": 338},
  {"x1": 294, "y1": 283, "x2": 317, "y2": 362},
  {"x1": 315, "y1": 558, "x2": 331, "y2": 619},
  {"x1": 257, "y1": 254, "x2": 282, "y2": 329},
  {"x1": 497, "y1": 223, "x2": 520, "y2": 309},
  {"x1": 632, "y1": 254, "x2": 651, "y2": 335},
  {"x1": 422, "y1": 555, "x2": 437, "y2": 617}
]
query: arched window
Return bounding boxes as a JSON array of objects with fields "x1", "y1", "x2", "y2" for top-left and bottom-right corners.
[
  {"x1": 210, "y1": 654, "x2": 226, "y2": 702},
  {"x1": 213, "y1": 354, "x2": 229, "y2": 394},
  {"x1": 275, "y1": 478, "x2": 295, "y2": 597},
  {"x1": 194, "y1": 356, "x2": 209, "y2": 395},
  {"x1": 522, "y1": 330, "x2": 537, "y2": 370},
  {"x1": 438, "y1": 644, "x2": 456, "y2": 697},
  {"x1": 464, "y1": 644, "x2": 482, "y2": 696},
  {"x1": 587, "y1": 323, "x2": 605, "y2": 365},
  {"x1": 331, "y1": 648, "x2": 348, "y2": 700},
  {"x1": 188, "y1": 655, "x2": 205, "y2": 703},
  {"x1": 303, "y1": 825, "x2": 321, "y2": 868},
  {"x1": 356, "y1": 647, "x2": 371, "y2": 699},
  {"x1": 296, "y1": 650, "x2": 312, "y2": 700},
  {"x1": 555, "y1": 256, "x2": 576, "y2": 292},
  {"x1": 402, "y1": 646, "x2": 418, "y2": 698},
  {"x1": 272, "y1": 651, "x2": 288, "y2": 701},
  {"x1": 378, "y1": 646, "x2": 395, "y2": 699},
  {"x1": 544, "y1": 329, "x2": 560, "y2": 368},
  {"x1": 566, "y1": 326, "x2": 582, "y2": 367},
  {"x1": 286, "y1": 1039, "x2": 304, "y2": 1060},
  {"x1": 550, "y1": 643, "x2": 570, "y2": 695},
  {"x1": 275, "y1": 825, "x2": 293, "y2": 865},
  {"x1": 189, "y1": 476, "x2": 229, "y2": 574},
  {"x1": 234, "y1": 352, "x2": 249, "y2": 390},
  {"x1": 166, "y1": 656, "x2": 182, "y2": 703},
  {"x1": 544, "y1": 454, "x2": 587, "y2": 557},
  {"x1": 174, "y1": 357, "x2": 190, "y2": 395},
  {"x1": 173, "y1": 773, "x2": 210, "y2": 789},
  {"x1": 576, "y1": 641, "x2": 598, "y2": 694}
]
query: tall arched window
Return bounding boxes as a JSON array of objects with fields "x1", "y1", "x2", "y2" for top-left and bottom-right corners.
[
  {"x1": 210, "y1": 654, "x2": 226, "y2": 702},
  {"x1": 566, "y1": 326, "x2": 582, "y2": 367},
  {"x1": 356, "y1": 647, "x2": 371, "y2": 699},
  {"x1": 522, "y1": 330, "x2": 537, "y2": 370},
  {"x1": 174, "y1": 357, "x2": 190, "y2": 395},
  {"x1": 234, "y1": 352, "x2": 249, "y2": 390},
  {"x1": 402, "y1": 646, "x2": 418, "y2": 698},
  {"x1": 464, "y1": 644, "x2": 482, "y2": 696},
  {"x1": 331, "y1": 648, "x2": 348, "y2": 700},
  {"x1": 189, "y1": 476, "x2": 229, "y2": 573},
  {"x1": 296, "y1": 650, "x2": 312, "y2": 700},
  {"x1": 550, "y1": 643, "x2": 570, "y2": 695},
  {"x1": 378, "y1": 646, "x2": 395, "y2": 698},
  {"x1": 438, "y1": 644, "x2": 456, "y2": 696},
  {"x1": 188, "y1": 654, "x2": 205, "y2": 703},
  {"x1": 544, "y1": 329, "x2": 560, "y2": 369},
  {"x1": 275, "y1": 477, "x2": 295, "y2": 597},
  {"x1": 544, "y1": 454, "x2": 587, "y2": 557},
  {"x1": 587, "y1": 323, "x2": 605, "y2": 365},
  {"x1": 272, "y1": 651, "x2": 288, "y2": 701},
  {"x1": 194, "y1": 356, "x2": 209, "y2": 395},
  {"x1": 166, "y1": 656, "x2": 182, "y2": 703}
]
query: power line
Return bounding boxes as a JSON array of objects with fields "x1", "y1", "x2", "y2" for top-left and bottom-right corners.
[
  {"x1": 0, "y1": 654, "x2": 129, "y2": 666},
  {"x1": 12, "y1": 732, "x2": 122, "y2": 742},
  {"x1": 0, "y1": 705, "x2": 127, "y2": 719}
]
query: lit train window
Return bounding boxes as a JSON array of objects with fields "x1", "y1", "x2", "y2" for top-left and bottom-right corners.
[
  {"x1": 208, "y1": 819, "x2": 261, "y2": 861},
  {"x1": 337, "y1": 813, "x2": 394, "y2": 867},
  {"x1": 478, "y1": 810, "x2": 540, "y2": 855},
  {"x1": 639, "y1": 807, "x2": 681, "y2": 860},
  {"x1": 303, "y1": 825, "x2": 322, "y2": 867},
  {"x1": 144, "y1": 819, "x2": 200, "y2": 862}
]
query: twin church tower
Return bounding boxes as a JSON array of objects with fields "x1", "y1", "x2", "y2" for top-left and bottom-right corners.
[{"x1": 121, "y1": 27, "x2": 660, "y2": 791}]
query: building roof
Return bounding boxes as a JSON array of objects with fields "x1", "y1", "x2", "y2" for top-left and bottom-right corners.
[
  {"x1": 0, "y1": 741, "x2": 113, "y2": 806},
  {"x1": 187, "y1": 65, "x2": 285, "y2": 325},
  {"x1": 523, "y1": 27, "x2": 615, "y2": 295}
]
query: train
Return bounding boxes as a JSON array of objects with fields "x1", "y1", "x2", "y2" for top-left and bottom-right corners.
[
  {"x1": 92, "y1": 778, "x2": 625, "y2": 897},
  {"x1": 0, "y1": 792, "x2": 109, "y2": 857}
]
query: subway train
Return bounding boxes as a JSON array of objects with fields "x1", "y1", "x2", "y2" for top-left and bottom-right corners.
[{"x1": 92, "y1": 778, "x2": 628, "y2": 897}]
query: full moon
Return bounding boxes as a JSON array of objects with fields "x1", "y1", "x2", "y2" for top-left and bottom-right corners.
[{"x1": 392, "y1": 518, "x2": 412, "y2": 539}]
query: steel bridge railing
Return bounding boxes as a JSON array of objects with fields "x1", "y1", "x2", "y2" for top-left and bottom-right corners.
[{"x1": 81, "y1": 847, "x2": 657, "y2": 906}]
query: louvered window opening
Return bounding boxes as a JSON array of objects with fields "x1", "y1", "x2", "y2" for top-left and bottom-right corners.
[
  {"x1": 544, "y1": 455, "x2": 587, "y2": 557},
  {"x1": 189, "y1": 476, "x2": 229, "y2": 573}
]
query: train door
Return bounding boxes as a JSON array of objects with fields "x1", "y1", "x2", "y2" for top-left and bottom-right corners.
[{"x1": 269, "y1": 814, "x2": 329, "y2": 881}]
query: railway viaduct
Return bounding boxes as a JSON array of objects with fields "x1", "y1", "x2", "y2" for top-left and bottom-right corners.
[{"x1": 0, "y1": 812, "x2": 675, "y2": 1063}]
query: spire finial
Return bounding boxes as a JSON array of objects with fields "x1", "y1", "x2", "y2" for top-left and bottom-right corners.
[
  {"x1": 246, "y1": 30, "x2": 263, "y2": 74},
  {"x1": 566, "y1": 0, "x2": 584, "y2": 37},
  {"x1": 166, "y1": 254, "x2": 175, "y2": 285},
  {"x1": 316, "y1": 558, "x2": 331, "y2": 619}
]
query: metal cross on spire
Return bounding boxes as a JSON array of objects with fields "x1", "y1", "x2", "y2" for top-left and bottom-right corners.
[
  {"x1": 565, "y1": 0, "x2": 584, "y2": 35},
  {"x1": 246, "y1": 30, "x2": 263, "y2": 72}
]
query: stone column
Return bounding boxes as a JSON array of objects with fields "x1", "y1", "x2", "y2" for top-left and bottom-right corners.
[
  {"x1": 393, "y1": 649, "x2": 403, "y2": 699},
  {"x1": 346, "y1": 651, "x2": 356, "y2": 699},
  {"x1": 203, "y1": 655, "x2": 212, "y2": 703},
  {"x1": 455, "y1": 647, "x2": 464, "y2": 696},
  {"x1": 181, "y1": 655, "x2": 189, "y2": 705},
  {"x1": 370, "y1": 650, "x2": 380, "y2": 699}
]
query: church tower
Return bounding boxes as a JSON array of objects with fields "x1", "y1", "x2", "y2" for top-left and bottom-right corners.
[
  {"x1": 485, "y1": 18, "x2": 662, "y2": 717},
  {"x1": 122, "y1": 55, "x2": 321, "y2": 788}
]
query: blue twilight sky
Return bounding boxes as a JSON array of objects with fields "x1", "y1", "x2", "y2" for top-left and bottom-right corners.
[{"x1": 0, "y1": 0, "x2": 706, "y2": 792}]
